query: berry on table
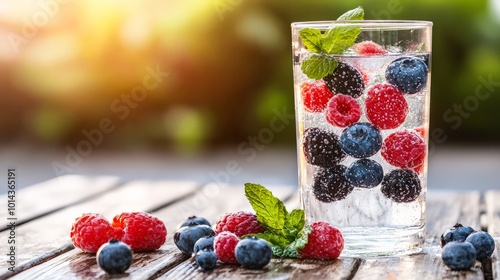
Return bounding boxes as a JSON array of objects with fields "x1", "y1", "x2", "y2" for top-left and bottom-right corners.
[
  {"x1": 193, "y1": 236, "x2": 215, "y2": 256},
  {"x1": 214, "y1": 211, "x2": 265, "y2": 237},
  {"x1": 325, "y1": 94, "x2": 362, "y2": 128},
  {"x1": 176, "y1": 216, "x2": 211, "y2": 230},
  {"x1": 381, "y1": 130, "x2": 426, "y2": 169},
  {"x1": 96, "y1": 239, "x2": 133, "y2": 274},
  {"x1": 345, "y1": 159, "x2": 384, "y2": 188},
  {"x1": 303, "y1": 127, "x2": 346, "y2": 167},
  {"x1": 381, "y1": 169, "x2": 421, "y2": 203},
  {"x1": 323, "y1": 62, "x2": 365, "y2": 98},
  {"x1": 313, "y1": 165, "x2": 354, "y2": 202},
  {"x1": 340, "y1": 122, "x2": 382, "y2": 158},
  {"x1": 174, "y1": 224, "x2": 215, "y2": 255},
  {"x1": 70, "y1": 213, "x2": 118, "y2": 253},
  {"x1": 112, "y1": 212, "x2": 167, "y2": 252},
  {"x1": 298, "y1": 221, "x2": 344, "y2": 259},
  {"x1": 214, "y1": 231, "x2": 240, "y2": 263},
  {"x1": 365, "y1": 83, "x2": 408, "y2": 129},
  {"x1": 353, "y1": 41, "x2": 386, "y2": 56},
  {"x1": 301, "y1": 80, "x2": 334, "y2": 112},
  {"x1": 440, "y1": 223, "x2": 475, "y2": 247},
  {"x1": 195, "y1": 249, "x2": 218, "y2": 270},
  {"x1": 235, "y1": 236, "x2": 273, "y2": 269},
  {"x1": 465, "y1": 231, "x2": 495, "y2": 261},
  {"x1": 385, "y1": 56, "x2": 429, "y2": 95},
  {"x1": 442, "y1": 241, "x2": 477, "y2": 270}
]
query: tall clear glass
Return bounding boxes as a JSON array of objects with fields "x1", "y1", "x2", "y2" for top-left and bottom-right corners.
[{"x1": 291, "y1": 21, "x2": 432, "y2": 257}]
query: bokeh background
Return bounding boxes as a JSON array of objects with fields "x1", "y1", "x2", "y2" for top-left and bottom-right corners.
[{"x1": 1, "y1": 0, "x2": 500, "y2": 190}]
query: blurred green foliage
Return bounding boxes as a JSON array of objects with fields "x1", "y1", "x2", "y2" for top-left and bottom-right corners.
[{"x1": 0, "y1": 0, "x2": 499, "y2": 152}]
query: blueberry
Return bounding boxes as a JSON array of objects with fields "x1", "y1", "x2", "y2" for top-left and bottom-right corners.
[
  {"x1": 96, "y1": 239, "x2": 133, "y2": 274},
  {"x1": 174, "y1": 224, "x2": 215, "y2": 255},
  {"x1": 340, "y1": 122, "x2": 382, "y2": 158},
  {"x1": 313, "y1": 165, "x2": 354, "y2": 202},
  {"x1": 381, "y1": 169, "x2": 421, "y2": 203},
  {"x1": 440, "y1": 223, "x2": 475, "y2": 247},
  {"x1": 193, "y1": 236, "x2": 215, "y2": 256},
  {"x1": 303, "y1": 127, "x2": 346, "y2": 168},
  {"x1": 176, "y1": 216, "x2": 211, "y2": 230},
  {"x1": 442, "y1": 241, "x2": 476, "y2": 270},
  {"x1": 385, "y1": 56, "x2": 428, "y2": 94},
  {"x1": 235, "y1": 236, "x2": 272, "y2": 269},
  {"x1": 465, "y1": 231, "x2": 495, "y2": 261},
  {"x1": 345, "y1": 159, "x2": 383, "y2": 188},
  {"x1": 195, "y1": 249, "x2": 218, "y2": 270},
  {"x1": 323, "y1": 62, "x2": 365, "y2": 98}
]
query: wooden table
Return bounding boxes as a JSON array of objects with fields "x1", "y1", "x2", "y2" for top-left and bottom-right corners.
[{"x1": 0, "y1": 175, "x2": 498, "y2": 279}]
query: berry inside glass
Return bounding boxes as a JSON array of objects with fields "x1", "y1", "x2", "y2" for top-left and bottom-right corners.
[{"x1": 291, "y1": 18, "x2": 432, "y2": 257}]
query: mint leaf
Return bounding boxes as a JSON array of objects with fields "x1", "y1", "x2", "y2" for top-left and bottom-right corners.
[
  {"x1": 337, "y1": 6, "x2": 364, "y2": 21},
  {"x1": 244, "y1": 183, "x2": 287, "y2": 230},
  {"x1": 251, "y1": 232, "x2": 290, "y2": 247},
  {"x1": 286, "y1": 209, "x2": 305, "y2": 231},
  {"x1": 272, "y1": 225, "x2": 312, "y2": 258},
  {"x1": 301, "y1": 54, "x2": 338, "y2": 80},
  {"x1": 299, "y1": 28, "x2": 323, "y2": 52},
  {"x1": 322, "y1": 25, "x2": 362, "y2": 54}
]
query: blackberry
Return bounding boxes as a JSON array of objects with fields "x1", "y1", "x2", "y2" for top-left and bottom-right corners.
[
  {"x1": 381, "y1": 169, "x2": 421, "y2": 203},
  {"x1": 303, "y1": 127, "x2": 346, "y2": 168},
  {"x1": 340, "y1": 122, "x2": 382, "y2": 158},
  {"x1": 323, "y1": 62, "x2": 365, "y2": 98},
  {"x1": 313, "y1": 165, "x2": 354, "y2": 202},
  {"x1": 345, "y1": 159, "x2": 384, "y2": 188},
  {"x1": 174, "y1": 224, "x2": 215, "y2": 255},
  {"x1": 96, "y1": 239, "x2": 133, "y2": 274},
  {"x1": 440, "y1": 223, "x2": 475, "y2": 247},
  {"x1": 386, "y1": 56, "x2": 428, "y2": 95},
  {"x1": 234, "y1": 236, "x2": 272, "y2": 269}
]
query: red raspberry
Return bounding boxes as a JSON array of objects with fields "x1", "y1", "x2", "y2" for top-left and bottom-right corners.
[
  {"x1": 325, "y1": 94, "x2": 361, "y2": 127},
  {"x1": 353, "y1": 41, "x2": 386, "y2": 56},
  {"x1": 70, "y1": 213, "x2": 118, "y2": 253},
  {"x1": 382, "y1": 131, "x2": 426, "y2": 168},
  {"x1": 299, "y1": 221, "x2": 344, "y2": 259},
  {"x1": 365, "y1": 83, "x2": 408, "y2": 129},
  {"x1": 112, "y1": 212, "x2": 167, "y2": 252},
  {"x1": 214, "y1": 211, "x2": 265, "y2": 237},
  {"x1": 214, "y1": 231, "x2": 240, "y2": 263},
  {"x1": 301, "y1": 80, "x2": 334, "y2": 112}
]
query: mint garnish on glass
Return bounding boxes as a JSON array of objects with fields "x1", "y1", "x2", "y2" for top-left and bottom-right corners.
[
  {"x1": 299, "y1": 6, "x2": 364, "y2": 80},
  {"x1": 244, "y1": 183, "x2": 310, "y2": 258}
]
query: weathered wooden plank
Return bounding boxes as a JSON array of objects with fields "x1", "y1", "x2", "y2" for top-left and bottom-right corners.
[
  {"x1": 350, "y1": 191, "x2": 484, "y2": 280},
  {"x1": 8, "y1": 183, "x2": 294, "y2": 280},
  {"x1": 485, "y1": 191, "x2": 500, "y2": 280},
  {"x1": 0, "y1": 180, "x2": 199, "y2": 278},
  {"x1": 0, "y1": 175, "x2": 120, "y2": 231}
]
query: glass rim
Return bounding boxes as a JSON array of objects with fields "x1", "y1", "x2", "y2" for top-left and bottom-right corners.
[{"x1": 291, "y1": 20, "x2": 433, "y2": 29}]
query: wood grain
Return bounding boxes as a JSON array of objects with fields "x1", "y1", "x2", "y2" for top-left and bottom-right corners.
[
  {"x1": 485, "y1": 191, "x2": 500, "y2": 280},
  {"x1": 0, "y1": 175, "x2": 120, "y2": 231},
  {"x1": 0, "y1": 180, "x2": 199, "y2": 278}
]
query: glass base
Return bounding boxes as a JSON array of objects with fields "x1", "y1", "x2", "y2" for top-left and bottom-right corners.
[{"x1": 340, "y1": 225, "x2": 425, "y2": 258}]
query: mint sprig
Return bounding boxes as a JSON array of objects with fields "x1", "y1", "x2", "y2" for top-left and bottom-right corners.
[
  {"x1": 299, "y1": 6, "x2": 364, "y2": 80},
  {"x1": 244, "y1": 183, "x2": 309, "y2": 258}
]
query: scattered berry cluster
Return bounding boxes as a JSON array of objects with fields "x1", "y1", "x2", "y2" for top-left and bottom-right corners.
[
  {"x1": 440, "y1": 223, "x2": 495, "y2": 270},
  {"x1": 174, "y1": 210, "x2": 345, "y2": 270},
  {"x1": 300, "y1": 41, "x2": 429, "y2": 203},
  {"x1": 70, "y1": 212, "x2": 167, "y2": 274}
]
